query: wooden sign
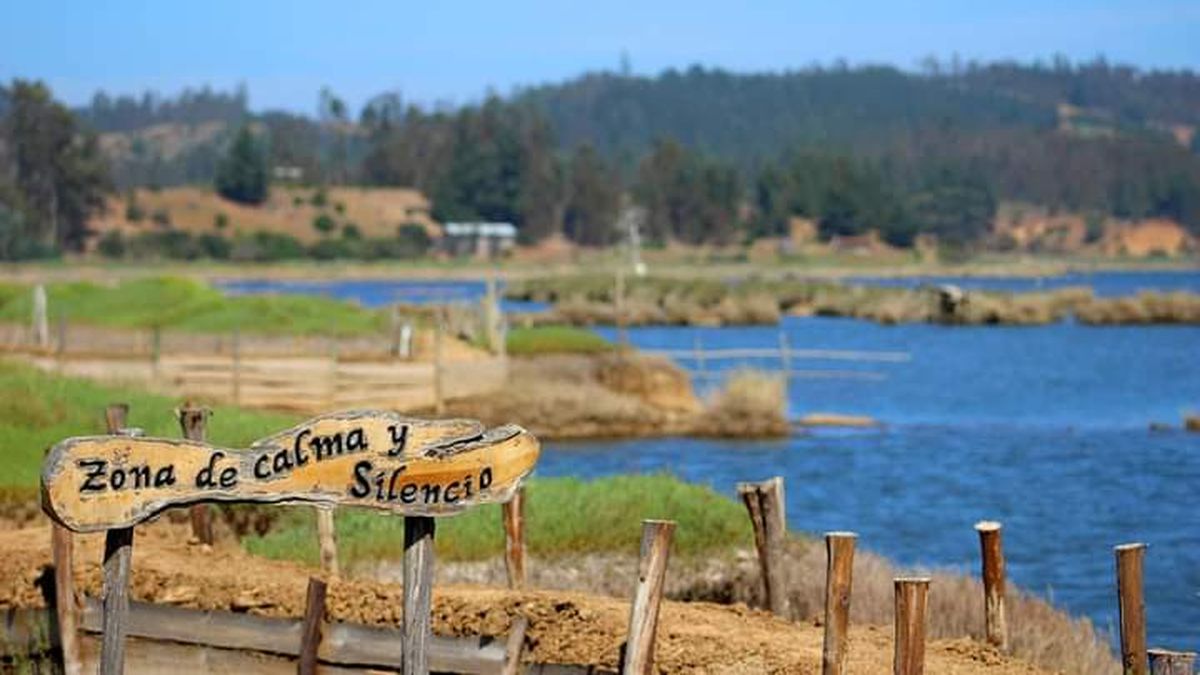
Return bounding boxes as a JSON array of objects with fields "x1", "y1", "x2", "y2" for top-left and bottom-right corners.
[{"x1": 42, "y1": 411, "x2": 540, "y2": 533}]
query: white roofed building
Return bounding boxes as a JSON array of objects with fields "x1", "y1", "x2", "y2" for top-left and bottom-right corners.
[{"x1": 442, "y1": 222, "x2": 518, "y2": 259}]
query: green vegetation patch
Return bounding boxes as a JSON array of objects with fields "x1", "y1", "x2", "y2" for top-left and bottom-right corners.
[
  {"x1": 0, "y1": 359, "x2": 297, "y2": 489},
  {"x1": 0, "y1": 277, "x2": 387, "y2": 336},
  {"x1": 506, "y1": 325, "x2": 613, "y2": 355},
  {"x1": 243, "y1": 473, "x2": 752, "y2": 564}
]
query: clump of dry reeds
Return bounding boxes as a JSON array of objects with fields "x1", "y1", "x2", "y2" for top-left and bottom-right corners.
[
  {"x1": 694, "y1": 369, "x2": 789, "y2": 437},
  {"x1": 1075, "y1": 291, "x2": 1200, "y2": 325}
]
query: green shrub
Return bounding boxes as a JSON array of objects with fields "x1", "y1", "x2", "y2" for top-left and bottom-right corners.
[
  {"x1": 214, "y1": 212, "x2": 229, "y2": 230},
  {"x1": 96, "y1": 231, "x2": 126, "y2": 258},
  {"x1": 151, "y1": 208, "x2": 171, "y2": 227},
  {"x1": 312, "y1": 213, "x2": 336, "y2": 234},
  {"x1": 230, "y1": 231, "x2": 307, "y2": 262},
  {"x1": 310, "y1": 188, "x2": 327, "y2": 207}
]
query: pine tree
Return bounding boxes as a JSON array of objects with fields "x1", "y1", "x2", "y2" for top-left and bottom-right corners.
[{"x1": 215, "y1": 124, "x2": 269, "y2": 205}]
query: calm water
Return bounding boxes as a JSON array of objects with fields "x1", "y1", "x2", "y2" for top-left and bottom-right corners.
[
  {"x1": 218, "y1": 278, "x2": 546, "y2": 313},
  {"x1": 223, "y1": 271, "x2": 1200, "y2": 650}
]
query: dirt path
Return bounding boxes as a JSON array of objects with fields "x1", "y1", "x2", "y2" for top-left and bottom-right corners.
[{"x1": 1, "y1": 524, "x2": 1048, "y2": 674}]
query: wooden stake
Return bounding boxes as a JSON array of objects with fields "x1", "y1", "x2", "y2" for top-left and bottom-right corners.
[
  {"x1": 893, "y1": 577, "x2": 930, "y2": 675},
  {"x1": 403, "y1": 516, "x2": 436, "y2": 675},
  {"x1": 501, "y1": 616, "x2": 528, "y2": 675},
  {"x1": 100, "y1": 403, "x2": 133, "y2": 675},
  {"x1": 737, "y1": 476, "x2": 789, "y2": 617},
  {"x1": 297, "y1": 576, "x2": 327, "y2": 675},
  {"x1": 231, "y1": 328, "x2": 241, "y2": 406},
  {"x1": 317, "y1": 509, "x2": 339, "y2": 576},
  {"x1": 974, "y1": 521, "x2": 1008, "y2": 651},
  {"x1": 177, "y1": 404, "x2": 214, "y2": 545},
  {"x1": 150, "y1": 325, "x2": 161, "y2": 382},
  {"x1": 1148, "y1": 649, "x2": 1196, "y2": 675},
  {"x1": 1116, "y1": 543, "x2": 1148, "y2": 675},
  {"x1": 433, "y1": 308, "x2": 445, "y2": 415},
  {"x1": 822, "y1": 531, "x2": 856, "y2": 675},
  {"x1": 614, "y1": 266, "x2": 628, "y2": 347},
  {"x1": 51, "y1": 523, "x2": 81, "y2": 675},
  {"x1": 622, "y1": 519, "x2": 675, "y2": 675},
  {"x1": 502, "y1": 487, "x2": 527, "y2": 589}
]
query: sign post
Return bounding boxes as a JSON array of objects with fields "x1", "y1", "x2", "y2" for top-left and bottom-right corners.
[{"x1": 42, "y1": 410, "x2": 540, "y2": 675}]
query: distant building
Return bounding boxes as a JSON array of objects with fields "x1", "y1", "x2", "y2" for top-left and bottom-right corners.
[{"x1": 442, "y1": 222, "x2": 518, "y2": 259}]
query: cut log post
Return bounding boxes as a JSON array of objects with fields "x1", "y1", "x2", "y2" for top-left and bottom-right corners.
[
  {"x1": 297, "y1": 576, "x2": 327, "y2": 675},
  {"x1": 403, "y1": 516, "x2": 436, "y2": 675},
  {"x1": 974, "y1": 521, "x2": 1008, "y2": 651},
  {"x1": 316, "y1": 508, "x2": 339, "y2": 576},
  {"x1": 1116, "y1": 543, "x2": 1149, "y2": 675},
  {"x1": 1148, "y1": 649, "x2": 1196, "y2": 675},
  {"x1": 822, "y1": 531, "x2": 856, "y2": 675},
  {"x1": 433, "y1": 309, "x2": 446, "y2": 415},
  {"x1": 100, "y1": 403, "x2": 134, "y2": 675},
  {"x1": 622, "y1": 519, "x2": 675, "y2": 675},
  {"x1": 176, "y1": 404, "x2": 214, "y2": 545},
  {"x1": 51, "y1": 522, "x2": 81, "y2": 675},
  {"x1": 501, "y1": 616, "x2": 529, "y2": 675},
  {"x1": 893, "y1": 577, "x2": 930, "y2": 675},
  {"x1": 737, "y1": 476, "x2": 789, "y2": 617},
  {"x1": 502, "y1": 487, "x2": 527, "y2": 589}
]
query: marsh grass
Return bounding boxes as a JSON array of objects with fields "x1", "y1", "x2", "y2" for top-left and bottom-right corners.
[
  {"x1": 505, "y1": 325, "x2": 614, "y2": 355},
  {"x1": 242, "y1": 474, "x2": 753, "y2": 564},
  {"x1": 0, "y1": 277, "x2": 387, "y2": 336}
]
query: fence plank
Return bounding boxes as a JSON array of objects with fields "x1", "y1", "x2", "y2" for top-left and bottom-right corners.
[
  {"x1": 622, "y1": 519, "x2": 675, "y2": 675},
  {"x1": 99, "y1": 402, "x2": 132, "y2": 675},
  {"x1": 501, "y1": 616, "x2": 529, "y2": 675}
]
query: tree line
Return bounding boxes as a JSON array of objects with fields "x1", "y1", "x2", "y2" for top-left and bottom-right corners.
[{"x1": 3, "y1": 57, "x2": 1199, "y2": 260}]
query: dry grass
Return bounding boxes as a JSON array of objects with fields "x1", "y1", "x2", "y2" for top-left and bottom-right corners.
[
  {"x1": 695, "y1": 369, "x2": 789, "y2": 437},
  {"x1": 1075, "y1": 291, "x2": 1200, "y2": 324}
]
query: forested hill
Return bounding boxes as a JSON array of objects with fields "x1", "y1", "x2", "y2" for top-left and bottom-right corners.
[{"x1": 518, "y1": 61, "x2": 1200, "y2": 166}]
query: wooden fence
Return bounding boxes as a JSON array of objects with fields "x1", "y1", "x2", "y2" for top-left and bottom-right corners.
[{"x1": 0, "y1": 317, "x2": 507, "y2": 414}]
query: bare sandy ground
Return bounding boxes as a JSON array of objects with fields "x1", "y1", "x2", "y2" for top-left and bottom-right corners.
[{"x1": 0, "y1": 523, "x2": 1050, "y2": 674}]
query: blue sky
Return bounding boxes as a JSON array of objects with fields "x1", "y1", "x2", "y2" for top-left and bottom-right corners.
[{"x1": 3, "y1": 0, "x2": 1198, "y2": 114}]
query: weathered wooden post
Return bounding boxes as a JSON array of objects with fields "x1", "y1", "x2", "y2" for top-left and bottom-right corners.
[
  {"x1": 32, "y1": 284, "x2": 49, "y2": 348},
  {"x1": 150, "y1": 325, "x2": 162, "y2": 382},
  {"x1": 622, "y1": 519, "x2": 675, "y2": 675},
  {"x1": 501, "y1": 616, "x2": 529, "y2": 675},
  {"x1": 433, "y1": 307, "x2": 446, "y2": 415},
  {"x1": 502, "y1": 486, "x2": 527, "y2": 589},
  {"x1": 298, "y1": 576, "x2": 327, "y2": 675},
  {"x1": 177, "y1": 404, "x2": 214, "y2": 545},
  {"x1": 614, "y1": 266, "x2": 628, "y2": 347},
  {"x1": 822, "y1": 531, "x2": 856, "y2": 675},
  {"x1": 231, "y1": 327, "x2": 242, "y2": 406},
  {"x1": 1116, "y1": 543, "x2": 1148, "y2": 675},
  {"x1": 404, "y1": 516, "x2": 436, "y2": 675},
  {"x1": 974, "y1": 521, "x2": 1008, "y2": 650},
  {"x1": 51, "y1": 522, "x2": 80, "y2": 675},
  {"x1": 893, "y1": 577, "x2": 930, "y2": 675},
  {"x1": 316, "y1": 509, "x2": 339, "y2": 576},
  {"x1": 100, "y1": 403, "x2": 133, "y2": 675},
  {"x1": 1148, "y1": 649, "x2": 1196, "y2": 675},
  {"x1": 737, "y1": 476, "x2": 789, "y2": 617}
]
